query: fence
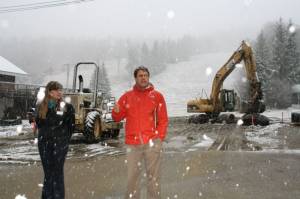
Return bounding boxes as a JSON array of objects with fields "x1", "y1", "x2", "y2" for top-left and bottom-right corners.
[{"x1": 0, "y1": 81, "x2": 40, "y2": 119}]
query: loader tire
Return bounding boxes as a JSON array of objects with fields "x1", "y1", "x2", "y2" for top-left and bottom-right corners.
[
  {"x1": 242, "y1": 113, "x2": 269, "y2": 126},
  {"x1": 188, "y1": 114, "x2": 209, "y2": 124},
  {"x1": 84, "y1": 111, "x2": 102, "y2": 143},
  {"x1": 291, "y1": 112, "x2": 300, "y2": 124},
  {"x1": 256, "y1": 114, "x2": 270, "y2": 126}
]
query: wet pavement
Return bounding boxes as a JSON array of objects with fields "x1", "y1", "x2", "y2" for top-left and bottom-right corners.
[
  {"x1": 0, "y1": 117, "x2": 300, "y2": 165},
  {"x1": 0, "y1": 132, "x2": 126, "y2": 165}
]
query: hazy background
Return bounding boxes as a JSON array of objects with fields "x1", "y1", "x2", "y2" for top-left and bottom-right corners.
[
  {"x1": 1, "y1": 0, "x2": 300, "y2": 115},
  {"x1": 1, "y1": 0, "x2": 300, "y2": 39}
]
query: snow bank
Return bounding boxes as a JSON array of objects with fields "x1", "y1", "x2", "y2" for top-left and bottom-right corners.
[
  {"x1": 245, "y1": 123, "x2": 285, "y2": 149},
  {"x1": 0, "y1": 120, "x2": 32, "y2": 138}
]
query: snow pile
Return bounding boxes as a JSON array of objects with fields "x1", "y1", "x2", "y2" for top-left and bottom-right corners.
[{"x1": 245, "y1": 123, "x2": 284, "y2": 149}]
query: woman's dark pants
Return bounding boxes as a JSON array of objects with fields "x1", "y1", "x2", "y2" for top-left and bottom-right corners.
[{"x1": 38, "y1": 136, "x2": 69, "y2": 199}]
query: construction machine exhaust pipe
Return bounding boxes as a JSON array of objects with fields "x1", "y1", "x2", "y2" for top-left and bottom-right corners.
[
  {"x1": 72, "y1": 62, "x2": 99, "y2": 107},
  {"x1": 78, "y1": 75, "x2": 83, "y2": 93}
]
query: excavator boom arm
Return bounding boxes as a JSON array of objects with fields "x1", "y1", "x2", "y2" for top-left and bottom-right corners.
[
  {"x1": 210, "y1": 41, "x2": 261, "y2": 112},
  {"x1": 187, "y1": 41, "x2": 264, "y2": 114}
]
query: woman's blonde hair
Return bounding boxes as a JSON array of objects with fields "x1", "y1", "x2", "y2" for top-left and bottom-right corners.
[{"x1": 38, "y1": 81, "x2": 63, "y2": 119}]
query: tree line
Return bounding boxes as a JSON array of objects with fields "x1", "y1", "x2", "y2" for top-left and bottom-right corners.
[
  {"x1": 254, "y1": 18, "x2": 300, "y2": 108},
  {"x1": 125, "y1": 35, "x2": 200, "y2": 77}
]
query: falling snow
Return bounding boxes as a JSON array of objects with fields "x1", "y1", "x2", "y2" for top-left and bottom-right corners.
[
  {"x1": 149, "y1": 139, "x2": 154, "y2": 147},
  {"x1": 37, "y1": 87, "x2": 46, "y2": 102},
  {"x1": 167, "y1": 10, "x2": 175, "y2": 19},
  {"x1": 64, "y1": 96, "x2": 71, "y2": 103},
  {"x1": 237, "y1": 119, "x2": 244, "y2": 126},
  {"x1": 186, "y1": 166, "x2": 190, "y2": 171},
  {"x1": 15, "y1": 195, "x2": 27, "y2": 199},
  {"x1": 205, "y1": 67, "x2": 212, "y2": 76},
  {"x1": 289, "y1": 25, "x2": 296, "y2": 33}
]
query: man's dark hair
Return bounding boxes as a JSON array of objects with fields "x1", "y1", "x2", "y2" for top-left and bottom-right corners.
[{"x1": 134, "y1": 66, "x2": 150, "y2": 78}]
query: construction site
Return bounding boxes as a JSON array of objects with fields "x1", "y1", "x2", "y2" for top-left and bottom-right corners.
[{"x1": 0, "y1": 1, "x2": 300, "y2": 198}]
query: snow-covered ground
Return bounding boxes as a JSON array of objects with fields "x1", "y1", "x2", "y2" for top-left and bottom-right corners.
[{"x1": 0, "y1": 120, "x2": 32, "y2": 138}]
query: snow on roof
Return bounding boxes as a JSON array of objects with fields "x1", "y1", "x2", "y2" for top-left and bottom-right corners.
[{"x1": 0, "y1": 56, "x2": 27, "y2": 76}]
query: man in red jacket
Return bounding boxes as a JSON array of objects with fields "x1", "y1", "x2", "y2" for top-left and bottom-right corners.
[{"x1": 112, "y1": 66, "x2": 168, "y2": 199}]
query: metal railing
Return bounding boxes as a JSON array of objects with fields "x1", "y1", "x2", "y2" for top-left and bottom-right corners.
[{"x1": 0, "y1": 81, "x2": 40, "y2": 99}]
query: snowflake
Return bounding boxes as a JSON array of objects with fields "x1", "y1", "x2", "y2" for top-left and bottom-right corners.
[
  {"x1": 289, "y1": 25, "x2": 296, "y2": 33},
  {"x1": 167, "y1": 10, "x2": 175, "y2": 19},
  {"x1": 15, "y1": 195, "x2": 27, "y2": 199},
  {"x1": 205, "y1": 67, "x2": 213, "y2": 76},
  {"x1": 237, "y1": 119, "x2": 244, "y2": 126},
  {"x1": 149, "y1": 139, "x2": 154, "y2": 147}
]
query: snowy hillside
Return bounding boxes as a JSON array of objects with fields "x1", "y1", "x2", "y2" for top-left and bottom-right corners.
[
  {"x1": 42, "y1": 52, "x2": 296, "y2": 117},
  {"x1": 106, "y1": 52, "x2": 246, "y2": 116}
]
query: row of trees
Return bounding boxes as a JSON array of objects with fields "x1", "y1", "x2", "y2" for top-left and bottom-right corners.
[
  {"x1": 0, "y1": 35, "x2": 201, "y2": 84},
  {"x1": 254, "y1": 18, "x2": 300, "y2": 108},
  {"x1": 125, "y1": 35, "x2": 200, "y2": 77}
]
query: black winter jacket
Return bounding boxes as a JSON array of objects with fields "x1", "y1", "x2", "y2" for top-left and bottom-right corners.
[{"x1": 36, "y1": 103, "x2": 75, "y2": 140}]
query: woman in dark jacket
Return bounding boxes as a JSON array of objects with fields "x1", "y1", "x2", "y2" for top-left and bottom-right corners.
[{"x1": 35, "y1": 81, "x2": 75, "y2": 199}]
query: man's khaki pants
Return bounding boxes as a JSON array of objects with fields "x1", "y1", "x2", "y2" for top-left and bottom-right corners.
[{"x1": 125, "y1": 139, "x2": 162, "y2": 199}]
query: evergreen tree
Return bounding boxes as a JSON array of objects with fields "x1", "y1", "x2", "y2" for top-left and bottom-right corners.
[
  {"x1": 126, "y1": 43, "x2": 140, "y2": 76},
  {"x1": 140, "y1": 42, "x2": 150, "y2": 66},
  {"x1": 149, "y1": 40, "x2": 165, "y2": 75},
  {"x1": 90, "y1": 64, "x2": 111, "y2": 97},
  {"x1": 254, "y1": 31, "x2": 272, "y2": 92},
  {"x1": 165, "y1": 40, "x2": 177, "y2": 63},
  {"x1": 268, "y1": 18, "x2": 295, "y2": 108},
  {"x1": 271, "y1": 18, "x2": 288, "y2": 80},
  {"x1": 286, "y1": 20, "x2": 300, "y2": 84}
]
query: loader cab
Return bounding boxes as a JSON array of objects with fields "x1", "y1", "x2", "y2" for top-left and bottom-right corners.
[{"x1": 220, "y1": 89, "x2": 236, "y2": 112}]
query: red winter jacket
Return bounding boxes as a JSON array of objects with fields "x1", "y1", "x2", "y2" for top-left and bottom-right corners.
[{"x1": 112, "y1": 84, "x2": 168, "y2": 145}]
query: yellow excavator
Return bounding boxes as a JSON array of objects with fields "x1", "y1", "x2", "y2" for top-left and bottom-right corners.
[{"x1": 187, "y1": 41, "x2": 269, "y2": 125}]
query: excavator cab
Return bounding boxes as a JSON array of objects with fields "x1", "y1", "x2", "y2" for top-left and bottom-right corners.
[{"x1": 220, "y1": 89, "x2": 236, "y2": 112}]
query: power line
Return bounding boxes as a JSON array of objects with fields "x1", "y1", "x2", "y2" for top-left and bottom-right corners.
[
  {"x1": 0, "y1": 0, "x2": 67, "y2": 9},
  {"x1": 0, "y1": 0, "x2": 95, "y2": 13}
]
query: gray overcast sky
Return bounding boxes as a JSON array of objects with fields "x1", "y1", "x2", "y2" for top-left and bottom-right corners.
[{"x1": 1, "y1": 0, "x2": 300, "y2": 39}]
